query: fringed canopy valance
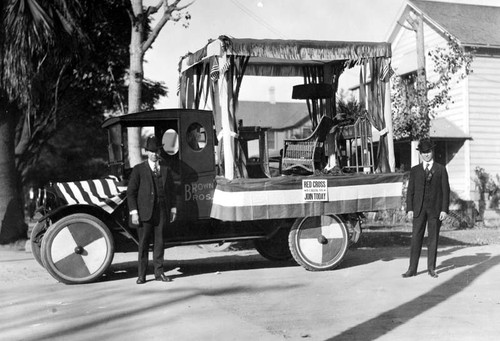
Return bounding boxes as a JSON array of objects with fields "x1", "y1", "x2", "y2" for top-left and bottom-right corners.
[{"x1": 180, "y1": 36, "x2": 392, "y2": 77}]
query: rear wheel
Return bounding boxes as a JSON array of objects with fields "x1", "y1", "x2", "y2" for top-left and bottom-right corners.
[
  {"x1": 289, "y1": 215, "x2": 349, "y2": 271},
  {"x1": 254, "y1": 227, "x2": 292, "y2": 261},
  {"x1": 41, "y1": 213, "x2": 114, "y2": 284}
]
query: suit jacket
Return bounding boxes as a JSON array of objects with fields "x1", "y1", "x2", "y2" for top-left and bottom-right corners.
[
  {"x1": 406, "y1": 161, "x2": 450, "y2": 218},
  {"x1": 127, "y1": 161, "x2": 176, "y2": 222}
]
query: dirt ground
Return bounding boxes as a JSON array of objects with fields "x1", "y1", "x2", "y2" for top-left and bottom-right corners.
[
  {"x1": 357, "y1": 222, "x2": 500, "y2": 248},
  {"x1": 1, "y1": 226, "x2": 500, "y2": 340}
]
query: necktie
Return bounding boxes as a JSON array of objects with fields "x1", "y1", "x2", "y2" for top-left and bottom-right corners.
[
  {"x1": 425, "y1": 164, "x2": 431, "y2": 182},
  {"x1": 153, "y1": 162, "x2": 159, "y2": 176}
]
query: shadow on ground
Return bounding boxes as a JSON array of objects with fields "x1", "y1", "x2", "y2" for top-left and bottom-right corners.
[
  {"x1": 101, "y1": 252, "x2": 297, "y2": 283},
  {"x1": 327, "y1": 252, "x2": 500, "y2": 341},
  {"x1": 101, "y1": 227, "x2": 500, "y2": 283}
]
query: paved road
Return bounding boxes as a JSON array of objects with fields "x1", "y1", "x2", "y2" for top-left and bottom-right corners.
[{"x1": 1, "y1": 243, "x2": 499, "y2": 341}]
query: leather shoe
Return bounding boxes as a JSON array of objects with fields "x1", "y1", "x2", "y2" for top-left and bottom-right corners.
[
  {"x1": 428, "y1": 269, "x2": 438, "y2": 278},
  {"x1": 155, "y1": 274, "x2": 172, "y2": 282},
  {"x1": 401, "y1": 270, "x2": 416, "y2": 278},
  {"x1": 136, "y1": 277, "x2": 146, "y2": 284}
]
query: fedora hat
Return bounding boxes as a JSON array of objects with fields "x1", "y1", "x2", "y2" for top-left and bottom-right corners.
[
  {"x1": 145, "y1": 135, "x2": 162, "y2": 152},
  {"x1": 416, "y1": 138, "x2": 435, "y2": 153}
]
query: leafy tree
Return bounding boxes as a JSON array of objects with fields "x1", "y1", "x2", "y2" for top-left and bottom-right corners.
[
  {"x1": 0, "y1": 0, "x2": 86, "y2": 243},
  {"x1": 19, "y1": 0, "x2": 166, "y2": 186},
  {"x1": 0, "y1": 0, "x2": 167, "y2": 243},
  {"x1": 391, "y1": 35, "x2": 473, "y2": 140},
  {"x1": 127, "y1": 0, "x2": 192, "y2": 166}
]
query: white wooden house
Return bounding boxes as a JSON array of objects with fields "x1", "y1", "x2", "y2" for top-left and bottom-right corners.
[
  {"x1": 237, "y1": 100, "x2": 310, "y2": 158},
  {"x1": 388, "y1": 0, "x2": 500, "y2": 203}
]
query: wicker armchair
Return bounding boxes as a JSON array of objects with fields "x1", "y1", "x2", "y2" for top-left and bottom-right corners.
[{"x1": 281, "y1": 116, "x2": 335, "y2": 174}]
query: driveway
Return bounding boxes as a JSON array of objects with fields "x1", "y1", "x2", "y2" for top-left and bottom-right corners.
[{"x1": 1, "y1": 242, "x2": 499, "y2": 340}]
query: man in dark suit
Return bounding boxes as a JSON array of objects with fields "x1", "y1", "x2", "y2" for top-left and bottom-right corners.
[
  {"x1": 128, "y1": 135, "x2": 177, "y2": 284},
  {"x1": 402, "y1": 138, "x2": 450, "y2": 279}
]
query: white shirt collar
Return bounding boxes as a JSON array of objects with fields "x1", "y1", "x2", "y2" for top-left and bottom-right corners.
[
  {"x1": 147, "y1": 159, "x2": 158, "y2": 171},
  {"x1": 423, "y1": 160, "x2": 434, "y2": 170}
]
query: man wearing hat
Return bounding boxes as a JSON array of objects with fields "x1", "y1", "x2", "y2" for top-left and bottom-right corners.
[
  {"x1": 402, "y1": 138, "x2": 450, "y2": 278},
  {"x1": 128, "y1": 135, "x2": 177, "y2": 284}
]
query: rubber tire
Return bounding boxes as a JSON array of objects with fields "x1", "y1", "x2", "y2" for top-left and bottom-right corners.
[
  {"x1": 30, "y1": 221, "x2": 48, "y2": 267},
  {"x1": 254, "y1": 228, "x2": 293, "y2": 261},
  {"x1": 289, "y1": 215, "x2": 349, "y2": 271},
  {"x1": 41, "y1": 213, "x2": 114, "y2": 284}
]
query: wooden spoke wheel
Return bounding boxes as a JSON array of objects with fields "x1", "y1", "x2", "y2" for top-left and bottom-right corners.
[
  {"x1": 41, "y1": 214, "x2": 114, "y2": 284},
  {"x1": 30, "y1": 221, "x2": 48, "y2": 267},
  {"x1": 254, "y1": 227, "x2": 292, "y2": 261},
  {"x1": 289, "y1": 215, "x2": 349, "y2": 271}
]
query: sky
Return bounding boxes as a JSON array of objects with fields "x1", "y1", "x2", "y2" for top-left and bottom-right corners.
[{"x1": 143, "y1": 0, "x2": 500, "y2": 108}]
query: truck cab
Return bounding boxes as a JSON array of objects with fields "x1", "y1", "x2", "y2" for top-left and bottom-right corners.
[{"x1": 102, "y1": 109, "x2": 217, "y2": 221}]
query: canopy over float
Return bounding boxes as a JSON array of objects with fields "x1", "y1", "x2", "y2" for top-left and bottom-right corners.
[{"x1": 178, "y1": 36, "x2": 395, "y2": 179}]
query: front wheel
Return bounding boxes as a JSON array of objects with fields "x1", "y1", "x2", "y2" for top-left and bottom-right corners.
[
  {"x1": 30, "y1": 221, "x2": 48, "y2": 267},
  {"x1": 289, "y1": 215, "x2": 349, "y2": 271},
  {"x1": 41, "y1": 213, "x2": 114, "y2": 284}
]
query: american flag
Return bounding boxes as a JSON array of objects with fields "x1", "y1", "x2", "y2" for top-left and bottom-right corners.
[
  {"x1": 220, "y1": 59, "x2": 230, "y2": 75},
  {"x1": 54, "y1": 176, "x2": 127, "y2": 214},
  {"x1": 210, "y1": 58, "x2": 220, "y2": 82},
  {"x1": 210, "y1": 58, "x2": 230, "y2": 82},
  {"x1": 381, "y1": 61, "x2": 395, "y2": 82}
]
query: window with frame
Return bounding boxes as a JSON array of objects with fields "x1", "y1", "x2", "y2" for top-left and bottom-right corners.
[{"x1": 267, "y1": 131, "x2": 276, "y2": 149}]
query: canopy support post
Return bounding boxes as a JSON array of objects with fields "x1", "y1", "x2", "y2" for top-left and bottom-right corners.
[
  {"x1": 385, "y1": 80, "x2": 395, "y2": 171},
  {"x1": 219, "y1": 55, "x2": 235, "y2": 180}
]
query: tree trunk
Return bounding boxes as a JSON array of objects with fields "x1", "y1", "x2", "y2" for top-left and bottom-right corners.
[
  {"x1": 0, "y1": 99, "x2": 27, "y2": 244},
  {"x1": 127, "y1": 0, "x2": 145, "y2": 167}
]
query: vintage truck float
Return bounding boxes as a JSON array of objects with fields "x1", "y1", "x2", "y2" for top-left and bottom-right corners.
[{"x1": 32, "y1": 37, "x2": 404, "y2": 284}]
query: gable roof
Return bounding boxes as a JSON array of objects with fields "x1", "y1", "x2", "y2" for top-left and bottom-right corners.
[
  {"x1": 408, "y1": 0, "x2": 500, "y2": 48},
  {"x1": 237, "y1": 101, "x2": 309, "y2": 131}
]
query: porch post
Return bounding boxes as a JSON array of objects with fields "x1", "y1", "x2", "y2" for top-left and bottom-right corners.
[{"x1": 411, "y1": 140, "x2": 420, "y2": 166}]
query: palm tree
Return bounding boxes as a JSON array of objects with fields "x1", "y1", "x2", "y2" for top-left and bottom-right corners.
[{"x1": 0, "y1": 0, "x2": 82, "y2": 243}]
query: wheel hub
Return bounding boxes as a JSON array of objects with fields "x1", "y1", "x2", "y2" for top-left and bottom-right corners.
[
  {"x1": 317, "y1": 235, "x2": 328, "y2": 244},
  {"x1": 74, "y1": 245, "x2": 85, "y2": 255}
]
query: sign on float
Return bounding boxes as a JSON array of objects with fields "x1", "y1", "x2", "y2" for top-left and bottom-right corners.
[{"x1": 302, "y1": 179, "x2": 328, "y2": 202}]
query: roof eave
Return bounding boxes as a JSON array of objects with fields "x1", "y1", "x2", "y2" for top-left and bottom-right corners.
[{"x1": 387, "y1": 1, "x2": 457, "y2": 45}]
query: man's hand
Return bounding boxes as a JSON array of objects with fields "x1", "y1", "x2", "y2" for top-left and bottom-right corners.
[
  {"x1": 439, "y1": 211, "x2": 448, "y2": 221},
  {"x1": 407, "y1": 211, "x2": 414, "y2": 220},
  {"x1": 131, "y1": 212, "x2": 139, "y2": 226}
]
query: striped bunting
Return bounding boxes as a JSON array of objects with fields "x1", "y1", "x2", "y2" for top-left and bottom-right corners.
[
  {"x1": 210, "y1": 173, "x2": 404, "y2": 221},
  {"x1": 55, "y1": 176, "x2": 127, "y2": 214}
]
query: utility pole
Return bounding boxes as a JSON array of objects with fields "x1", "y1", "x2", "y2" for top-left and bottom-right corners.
[{"x1": 407, "y1": 10, "x2": 428, "y2": 166}]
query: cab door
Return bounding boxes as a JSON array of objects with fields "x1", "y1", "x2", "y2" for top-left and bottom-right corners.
[{"x1": 178, "y1": 110, "x2": 216, "y2": 220}]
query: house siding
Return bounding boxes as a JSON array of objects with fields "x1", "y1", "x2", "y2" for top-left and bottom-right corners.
[{"x1": 468, "y1": 56, "x2": 500, "y2": 194}]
